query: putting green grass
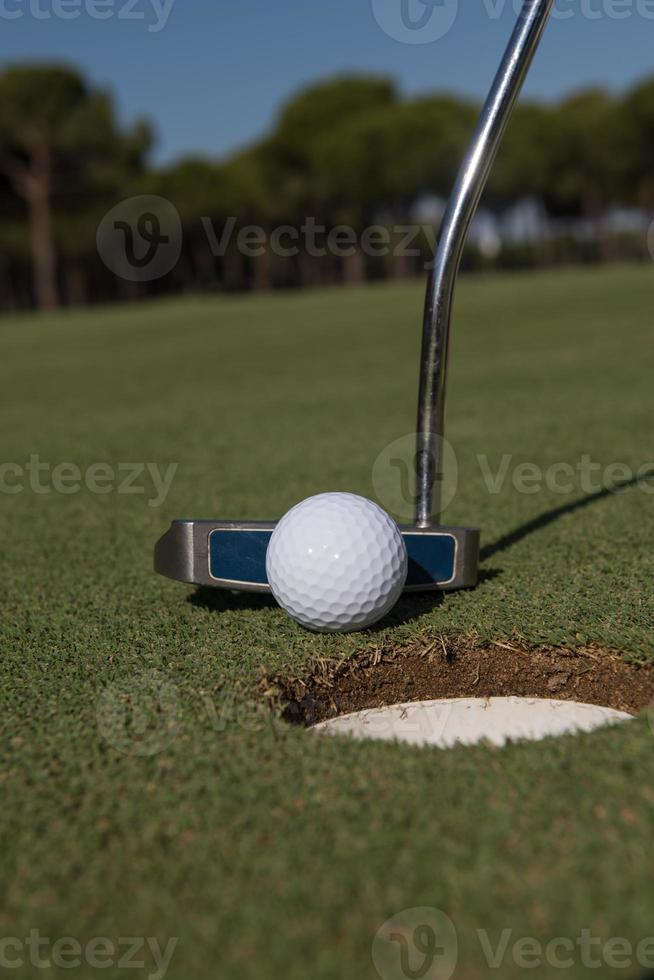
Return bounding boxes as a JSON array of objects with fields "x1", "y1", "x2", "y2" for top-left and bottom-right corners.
[{"x1": 2, "y1": 264, "x2": 654, "y2": 979}]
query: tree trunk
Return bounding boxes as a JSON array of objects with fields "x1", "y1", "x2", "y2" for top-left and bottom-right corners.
[
  {"x1": 193, "y1": 233, "x2": 216, "y2": 289},
  {"x1": 387, "y1": 230, "x2": 415, "y2": 279},
  {"x1": 342, "y1": 248, "x2": 366, "y2": 285},
  {"x1": 387, "y1": 244, "x2": 412, "y2": 280},
  {"x1": 223, "y1": 251, "x2": 245, "y2": 291},
  {"x1": 65, "y1": 260, "x2": 88, "y2": 307},
  {"x1": 26, "y1": 178, "x2": 59, "y2": 310},
  {"x1": 8, "y1": 139, "x2": 61, "y2": 311},
  {"x1": 582, "y1": 185, "x2": 615, "y2": 264},
  {"x1": 252, "y1": 242, "x2": 273, "y2": 291},
  {"x1": 0, "y1": 148, "x2": 58, "y2": 310},
  {"x1": 297, "y1": 251, "x2": 319, "y2": 288}
]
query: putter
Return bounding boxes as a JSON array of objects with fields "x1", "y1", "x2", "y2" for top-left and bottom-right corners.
[{"x1": 155, "y1": 0, "x2": 554, "y2": 595}]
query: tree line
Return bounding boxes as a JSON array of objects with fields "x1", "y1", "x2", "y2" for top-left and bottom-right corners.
[{"x1": 0, "y1": 64, "x2": 652, "y2": 312}]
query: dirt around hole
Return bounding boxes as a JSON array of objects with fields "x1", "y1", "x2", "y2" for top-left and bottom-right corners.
[{"x1": 269, "y1": 638, "x2": 654, "y2": 727}]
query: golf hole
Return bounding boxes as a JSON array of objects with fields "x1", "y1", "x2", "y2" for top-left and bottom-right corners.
[
  {"x1": 272, "y1": 639, "x2": 654, "y2": 748},
  {"x1": 311, "y1": 697, "x2": 632, "y2": 748}
]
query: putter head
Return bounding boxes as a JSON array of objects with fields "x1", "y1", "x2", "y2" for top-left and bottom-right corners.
[{"x1": 154, "y1": 520, "x2": 479, "y2": 593}]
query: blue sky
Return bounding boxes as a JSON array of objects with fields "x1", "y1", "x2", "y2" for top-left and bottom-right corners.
[{"x1": 1, "y1": 1, "x2": 652, "y2": 165}]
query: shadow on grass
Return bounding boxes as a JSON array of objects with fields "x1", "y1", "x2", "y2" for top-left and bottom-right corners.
[
  {"x1": 369, "y1": 568, "x2": 502, "y2": 630},
  {"x1": 481, "y1": 469, "x2": 654, "y2": 562},
  {"x1": 189, "y1": 588, "x2": 277, "y2": 614},
  {"x1": 189, "y1": 583, "x2": 438, "y2": 628},
  {"x1": 188, "y1": 568, "x2": 501, "y2": 628}
]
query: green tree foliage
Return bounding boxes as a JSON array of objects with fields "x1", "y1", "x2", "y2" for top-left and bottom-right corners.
[
  {"x1": 312, "y1": 96, "x2": 476, "y2": 221},
  {"x1": 274, "y1": 75, "x2": 396, "y2": 163},
  {"x1": 544, "y1": 89, "x2": 627, "y2": 221},
  {"x1": 0, "y1": 64, "x2": 652, "y2": 310},
  {"x1": 490, "y1": 103, "x2": 554, "y2": 205},
  {"x1": 622, "y1": 77, "x2": 654, "y2": 207},
  {"x1": 0, "y1": 63, "x2": 151, "y2": 309},
  {"x1": 267, "y1": 75, "x2": 397, "y2": 216}
]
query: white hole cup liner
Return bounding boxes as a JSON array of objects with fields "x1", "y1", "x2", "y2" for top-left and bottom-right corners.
[{"x1": 311, "y1": 697, "x2": 633, "y2": 749}]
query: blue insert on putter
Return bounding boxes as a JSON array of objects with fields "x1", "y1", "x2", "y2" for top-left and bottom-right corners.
[{"x1": 155, "y1": 521, "x2": 479, "y2": 593}]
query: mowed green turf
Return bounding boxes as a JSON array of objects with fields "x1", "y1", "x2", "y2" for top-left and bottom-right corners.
[{"x1": 1, "y1": 265, "x2": 654, "y2": 980}]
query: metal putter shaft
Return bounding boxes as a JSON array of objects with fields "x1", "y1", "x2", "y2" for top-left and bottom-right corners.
[
  {"x1": 154, "y1": 0, "x2": 553, "y2": 595},
  {"x1": 415, "y1": 0, "x2": 554, "y2": 527}
]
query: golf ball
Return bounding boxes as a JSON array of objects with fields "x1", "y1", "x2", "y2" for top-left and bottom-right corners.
[{"x1": 266, "y1": 493, "x2": 408, "y2": 633}]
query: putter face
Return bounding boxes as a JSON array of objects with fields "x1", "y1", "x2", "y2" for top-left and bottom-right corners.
[{"x1": 155, "y1": 520, "x2": 479, "y2": 593}]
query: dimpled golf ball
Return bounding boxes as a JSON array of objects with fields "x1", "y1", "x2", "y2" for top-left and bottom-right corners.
[{"x1": 266, "y1": 493, "x2": 408, "y2": 633}]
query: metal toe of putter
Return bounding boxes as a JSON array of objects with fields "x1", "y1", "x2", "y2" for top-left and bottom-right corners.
[{"x1": 154, "y1": 520, "x2": 479, "y2": 594}]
